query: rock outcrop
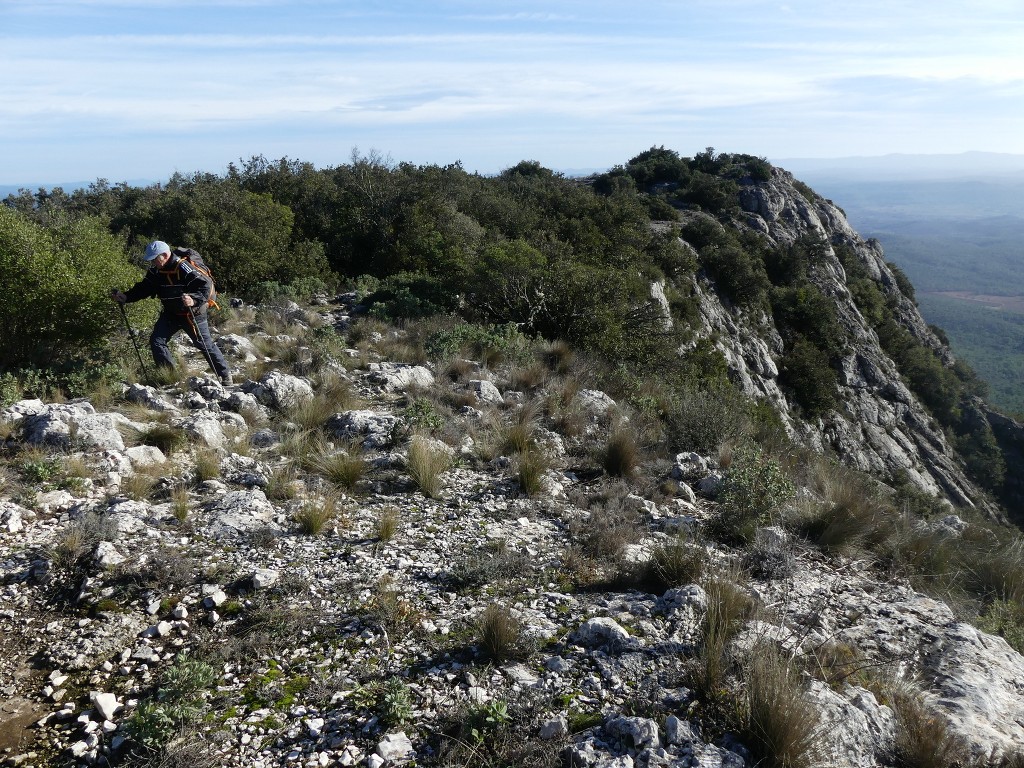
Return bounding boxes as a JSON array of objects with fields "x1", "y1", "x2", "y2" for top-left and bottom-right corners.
[{"x1": 685, "y1": 168, "x2": 987, "y2": 512}]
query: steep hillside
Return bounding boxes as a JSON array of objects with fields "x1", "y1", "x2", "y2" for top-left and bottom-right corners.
[
  {"x1": 3, "y1": 150, "x2": 1024, "y2": 765},
  {"x1": 682, "y1": 167, "x2": 989, "y2": 511}
]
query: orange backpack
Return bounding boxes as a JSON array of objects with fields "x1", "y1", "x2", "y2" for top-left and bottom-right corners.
[{"x1": 161, "y1": 247, "x2": 220, "y2": 311}]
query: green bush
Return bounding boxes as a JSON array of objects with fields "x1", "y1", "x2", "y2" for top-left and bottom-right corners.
[
  {"x1": 699, "y1": 240, "x2": 771, "y2": 308},
  {"x1": 0, "y1": 207, "x2": 143, "y2": 371},
  {"x1": 712, "y1": 446, "x2": 796, "y2": 543},
  {"x1": 780, "y1": 338, "x2": 840, "y2": 418},
  {"x1": 424, "y1": 322, "x2": 530, "y2": 365}
]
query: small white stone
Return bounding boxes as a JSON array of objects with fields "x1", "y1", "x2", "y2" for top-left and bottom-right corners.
[{"x1": 90, "y1": 691, "x2": 120, "y2": 721}]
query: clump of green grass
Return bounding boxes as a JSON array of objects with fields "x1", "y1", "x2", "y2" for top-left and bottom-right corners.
[
  {"x1": 137, "y1": 423, "x2": 189, "y2": 455},
  {"x1": 975, "y1": 598, "x2": 1024, "y2": 655},
  {"x1": 406, "y1": 435, "x2": 453, "y2": 498},
  {"x1": 18, "y1": 446, "x2": 61, "y2": 484},
  {"x1": 170, "y1": 484, "x2": 191, "y2": 522},
  {"x1": 304, "y1": 443, "x2": 366, "y2": 491},
  {"x1": 695, "y1": 565, "x2": 754, "y2": 699},
  {"x1": 284, "y1": 392, "x2": 339, "y2": 432},
  {"x1": 647, "y1": 533, "x2": 708, "y2": 591},
  {"x1": 146, "y1": 364, "x2": 185, "y2": 388},
  {"x1": 515, "y1": 446, "x2": 549, "y2": 497},
  {"x1": 375, "y1": 506, "x2": 400, "y2": 543}
]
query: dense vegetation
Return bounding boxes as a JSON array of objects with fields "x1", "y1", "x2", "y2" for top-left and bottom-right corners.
[{"x1": 0, "y1": 146, "x2": 1009, "y2": 502}]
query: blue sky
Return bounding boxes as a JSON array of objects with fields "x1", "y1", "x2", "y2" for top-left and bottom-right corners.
[{"x1": 3, "y1": 0, "x2": 1024, "y2": 184}]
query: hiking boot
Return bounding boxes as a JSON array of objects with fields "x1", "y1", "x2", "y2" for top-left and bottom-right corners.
[{"x1": 221, "y1": 373, "x2": 234, "y2": 386}]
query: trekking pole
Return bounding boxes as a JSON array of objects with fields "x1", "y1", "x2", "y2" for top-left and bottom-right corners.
[
  {"x1": 115, "y1": 301, "x2": 151, "y2": 379},
  {"x1": 186, "y1": 304, "x2": 219, "y2": 377}
]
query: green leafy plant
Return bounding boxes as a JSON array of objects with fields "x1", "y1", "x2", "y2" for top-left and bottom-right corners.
[
  {"x1": 711, "y1": 446, "x2": 796, "y2": 543},
  {"x1": 378, "y1": 676, "x2": 414, "y2": 727}
]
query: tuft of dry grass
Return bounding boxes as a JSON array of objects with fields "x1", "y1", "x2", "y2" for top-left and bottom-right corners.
[
  {"x1": 194, "y1": 447, "x2": 221, "y2": 482},
  {"x1": 577, "y1": 492, "x2": 644, "y2": 561},
  {"x1": 742, "y1": 645, "x2": 823, "y2": 768},
  {"x1": 890, "y1": 686, "x2": 969, "y2": 768},
  {"x1": 477, "y1": 602, "x2": 526, "y2": 662},
  {"x1": 292, "y1": 494, "x2": 340, "y2": 535},
  {"x1": 266, "y1": 464, "x2": 301, "y2": 501},
  {"x1": 120, "y1": 467, "x2": 163, "y2": 501},
  {"x1": 406, "y1": 435, "x2": 453, "y2": 498},
  {"x1": 542, "y1": 339, "x2": 574, "y2": 375},
  {"x1": 510, "y1": 361, "x2": 549, "y2": 392}
]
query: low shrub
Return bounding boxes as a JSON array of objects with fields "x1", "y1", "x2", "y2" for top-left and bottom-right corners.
[{"x1": 710, "y1": 446, "x2": 796, "y2": 543}]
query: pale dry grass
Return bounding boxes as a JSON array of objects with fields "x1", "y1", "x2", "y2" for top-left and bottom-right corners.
[{"x1": 406, "y1": 435, "x2": 453, "y2": 498}]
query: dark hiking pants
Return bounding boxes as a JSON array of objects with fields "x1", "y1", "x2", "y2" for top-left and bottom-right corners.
[{"x1": 150, "y1": 312, "x2": 230, "y2": 380}]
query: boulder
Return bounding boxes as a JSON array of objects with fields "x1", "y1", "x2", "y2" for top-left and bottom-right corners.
[
  {"x1": 205, "y1": 489, "x2": 276, "y2": 538},
  {"x1": 248, "y1": 371, "x2": 314, "y2": 410}
]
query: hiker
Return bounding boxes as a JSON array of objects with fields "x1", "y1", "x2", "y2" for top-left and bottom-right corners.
[{"x1": 111, "y1": 240, "x2": 233, "y2": 386}]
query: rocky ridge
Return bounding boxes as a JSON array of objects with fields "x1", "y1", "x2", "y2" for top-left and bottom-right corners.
[
  {"x1": 1, "y1": 290, "x2": 1023, "y2": 768},
  {"x1": 693, "y1": 169, "x2": 989, "y2": 511}
]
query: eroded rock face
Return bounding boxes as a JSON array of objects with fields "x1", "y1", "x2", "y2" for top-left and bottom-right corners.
[{"x1": 681, "y1": 168, "x2": 989, "y2": 514}]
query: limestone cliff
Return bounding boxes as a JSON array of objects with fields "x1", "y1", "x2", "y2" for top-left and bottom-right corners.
[{"x1": 673, "y1": 167, "x2": 992, "y2": 514}]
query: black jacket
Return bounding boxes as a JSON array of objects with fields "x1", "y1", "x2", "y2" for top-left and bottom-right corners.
[{"x1": 123, "y1": 248, "x2": 214, "y2": 316}]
